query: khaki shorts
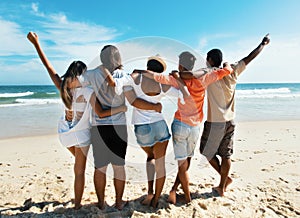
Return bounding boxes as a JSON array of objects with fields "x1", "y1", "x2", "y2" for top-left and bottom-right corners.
[{"x1": 200, "y1": 120, "x2": 235, "y2": 159}]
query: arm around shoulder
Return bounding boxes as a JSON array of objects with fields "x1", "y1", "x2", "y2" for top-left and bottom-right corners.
[
  {"x1": 124, "y1": 89, "x2": 162, "y2": 113},
  {"x1": 89, "y1": 93, "x2": 127, "y2": 118}
]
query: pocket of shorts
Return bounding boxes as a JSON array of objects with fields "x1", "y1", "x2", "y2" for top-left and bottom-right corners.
[
  {"x1": 171, "y1": 121, "x2": 188, "y2": 139},
  {"x1": 134, "y1": 124, "x2": 151, "y2": 136}
]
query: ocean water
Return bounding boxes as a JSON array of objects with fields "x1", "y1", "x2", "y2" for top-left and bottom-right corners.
[{"x1": 0, "y1": 83, "x2": 300, "y2": 139}]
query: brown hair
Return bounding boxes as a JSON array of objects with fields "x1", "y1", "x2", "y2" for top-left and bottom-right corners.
[{"x1": 60, "y1": 61, "x2": 87, "y2": 109}]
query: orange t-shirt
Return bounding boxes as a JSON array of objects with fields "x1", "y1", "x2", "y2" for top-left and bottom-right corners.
[{"x1": 153, "y1": 68, "x2": 232, "y2": 126}]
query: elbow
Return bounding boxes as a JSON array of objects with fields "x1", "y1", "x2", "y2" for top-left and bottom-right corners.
[
  {"x1": 107, "y1": 81, "x2": 116, "y2": 87},
  {"x1": 96, "y1": 112, "x2": 105, "y2": 118},
  {"x1": 129, "y1": 101, "x2": 136, "y2": 107}
]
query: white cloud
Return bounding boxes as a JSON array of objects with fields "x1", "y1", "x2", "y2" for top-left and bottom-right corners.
[
  {"x1": 31, "y1": 3, "x2": 38, "y2": 13},
  {"x1": 0, "y1": 18, "x2": 33, "y2": 56},
  {"x1": 197, "y1": 33, "x2": 235, "y2": 53},
  {"x1": 0, "y1": 3, "x2": 122, "y2": 84},
  {"x1": 30, "y1": 2, "x2": 45, "y2": 17}
]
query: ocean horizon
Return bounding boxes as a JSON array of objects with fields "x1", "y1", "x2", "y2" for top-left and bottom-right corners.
[{"x1": 1, "y1": 82, "x2": 300, "y2": 139}]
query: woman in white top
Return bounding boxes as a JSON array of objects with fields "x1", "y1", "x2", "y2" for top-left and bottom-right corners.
[
  {"x1": 27, "y1": 32, "x2": 127, "y2": 209},
  {"x1": 106, "y1": 55, "x2": 188, "y2": 208}
]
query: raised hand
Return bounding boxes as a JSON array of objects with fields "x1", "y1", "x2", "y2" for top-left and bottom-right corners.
[
  {"x1": 27, "y1": 32, "x2": 39, "y2": 45},
  {"x1": 261, "y1": 33, "x2": 270, "y2": 45}
]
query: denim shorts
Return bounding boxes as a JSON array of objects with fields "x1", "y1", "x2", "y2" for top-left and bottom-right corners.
[
  {"x1": 134, "y1": 120, "x2": 171, "y2": 147},
  {"x1": 171, "y1": 119, "x2": 200, "y2": 160}
]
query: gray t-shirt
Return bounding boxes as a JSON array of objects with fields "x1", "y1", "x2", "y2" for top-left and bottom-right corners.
[
  {"x1": 78, "y1": 67, "x2": 130, "y2": 125},
  {"x1": 206, "y1": 60, "x2": 246, "y2": 122}
]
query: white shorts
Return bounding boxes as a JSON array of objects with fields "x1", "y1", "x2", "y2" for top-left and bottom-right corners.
[{"x1": 58, "y1": 118, "x2": 90, "y2": 148}]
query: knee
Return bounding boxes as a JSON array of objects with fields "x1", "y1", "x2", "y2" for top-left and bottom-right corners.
[
  {"x1": 112, "y1": 165, "x2": 125, "y2": 174},
  {"x1": 74, "y1": 164, "x2": 85, "y2": 176},
  {"x1": 147, "y1": 154, "x2": 155, "y2": 162},
  {"x1": 178, "y1": 160, "x2": 188, "y2": 171},
  {"x1": 155, "y1": 161, "x2": 165, "y2": 174},
  {"x1": 147, "y1": 157, "x2": 155, "y2": 166}
]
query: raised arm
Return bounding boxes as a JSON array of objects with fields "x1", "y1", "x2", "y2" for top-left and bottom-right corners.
[
  {"x1": 124, "y1": 89, "x2": 162, "y2": 113},
  {"x1": 27, "y1": 32, "x2": 62, "y2": 90},
  {"x1": 89, "y1": 93, "x2": 127, "y2": 118},
  {"x1": 242, "y1": 34, "x2": 270, "y2": 66}
]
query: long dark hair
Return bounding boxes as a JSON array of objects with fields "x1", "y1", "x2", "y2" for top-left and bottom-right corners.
[{"x1": 60, "y1": 61, "x2": 87, "y2": 109}]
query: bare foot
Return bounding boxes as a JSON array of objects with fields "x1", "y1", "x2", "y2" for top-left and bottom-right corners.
[
  {"x1": 213, "y1": 186, "x2": 224, "y2": 197},
  {"x1": 74, "y1": 204, "x2": 82, "y2": 210},
  {"x1": 151, "y1": 197, "x2": 159, "y2": 208},
  {"x1": 97, "y1": 201, "x2": 107, "y2": 210},
  {"x1": 225, "y1": 177, "x2": 233, "y2": 191},
  {"x1": 115, "y1": 200, "x2": 128, "y2": 210},
  {"x1": 141, "y1": 194, "x2": 154, "y2": 206},
  {"x1": 168, "y1": 190, "x2": 176, "y2": 204}
]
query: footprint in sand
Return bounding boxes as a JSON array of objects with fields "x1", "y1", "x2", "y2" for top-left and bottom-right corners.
[
  {"x1": 198, "y1": 202, "x2": 208, "y2": 210},
  {"x1": 204, "y1": 183, "x2": 214, "y2": 188},
  {"x1": 230, "y1": 172, "x2": 239, "y2": 178},
  {"x1": 232, "y1": 158, "x2": 244, "y2": 162},
  {"x1": 253, "y1": 150, "x2": 267, "y2": 154}
]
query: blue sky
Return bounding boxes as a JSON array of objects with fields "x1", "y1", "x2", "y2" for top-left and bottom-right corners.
[{"x1": 0, "y1": 0, "x2": 300, "y2": 84}]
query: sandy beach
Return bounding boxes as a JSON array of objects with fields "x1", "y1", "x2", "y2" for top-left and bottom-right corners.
[{"x1": 0, "y1": 120, "x2": 299, "y2": 218}]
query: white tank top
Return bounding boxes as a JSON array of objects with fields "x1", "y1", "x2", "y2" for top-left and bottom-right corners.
[{"x1": 131, "y1": 75, "x2": 166, "y2": 125}]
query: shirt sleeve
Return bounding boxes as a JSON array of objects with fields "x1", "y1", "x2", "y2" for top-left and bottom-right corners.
[
  {"x1": 153, "y1": 73, "x2": 180, "y2": 88},
  {"x1": 164, "y1": 86, "x2": 185, "y2": 104},
  {"x1": 114, "y1": 74, "x2": 134, "y2": 95},
  {"x1": 198, "y1": 67, "x2": 232, "y2": 87},
  {"x1": 232, "y1": 60, "x2": 246, "y2": 77}
]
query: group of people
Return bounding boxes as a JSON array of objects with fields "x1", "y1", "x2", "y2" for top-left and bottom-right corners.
[{"x1": 27, "y1": 32, "x2": 270, "y2": 210}]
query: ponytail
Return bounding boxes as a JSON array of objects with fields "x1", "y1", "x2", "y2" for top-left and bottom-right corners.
[{"x1": 60, "y1": 61, "x2": 87, "y2": 109}]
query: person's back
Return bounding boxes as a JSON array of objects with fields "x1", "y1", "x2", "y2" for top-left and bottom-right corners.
[
  {"x1": 173, "y1": 77, "x2": 206, "y2": 126},
  {"x1": 200, "y1": 35, "x2": 270, "y2": 197},
  {"x1": 206, "y1": 60, "x2": 246, "y2": 122},
  {"x1": 79, "y1": 66, "x2": 127, "y2": 125},
  {"x1": 130, "y1": 56, "x2": 169, "y2": 125}
]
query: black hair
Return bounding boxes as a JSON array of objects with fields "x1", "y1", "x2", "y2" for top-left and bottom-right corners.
[
  {"x1": 179, "y1": 51, "x2": 196, "y2": 71},
  {"x1": 207, "y1": 49, "x2": 223, "y2": 67},
  {"x1": 147, "y1": 59, "x2": 164, "y2": 73}
]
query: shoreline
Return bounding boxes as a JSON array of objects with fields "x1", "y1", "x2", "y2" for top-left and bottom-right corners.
[{"x1": 0, "y1": 120, "x2": 299, "y2": 217}]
